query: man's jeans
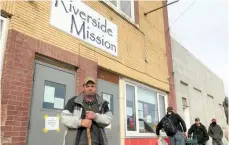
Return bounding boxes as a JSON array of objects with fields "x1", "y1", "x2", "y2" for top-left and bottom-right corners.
[
  {"x1": 212, "y1": 140, "x2": 223, "y2": 145},
  {"x1": 168, "y1": 131, "x2": 185, "y2": 145}
]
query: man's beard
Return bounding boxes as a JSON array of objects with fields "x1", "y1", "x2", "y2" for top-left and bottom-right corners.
[
  {"x1": 84, "y1": 93, "x2": 96, "y2": 102},
  {"x1": 85, "y1": 92, "x2": 95, "y2": 96}
]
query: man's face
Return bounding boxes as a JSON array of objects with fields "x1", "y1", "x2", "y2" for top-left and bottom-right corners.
[
  {"x1": 195, "y1": 121, "x2": 200, "y2": 125},
  {"x1": 83, "y1": 82, "x2": 96, "y2": 96}
]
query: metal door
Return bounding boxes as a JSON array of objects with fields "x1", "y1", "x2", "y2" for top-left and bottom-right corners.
[
  {"x1": 97, "y1": 79, "x2": 120, "y2": 145},
  {"x1": 27, "y1": 61, "x2": 76, "y2": 145}
]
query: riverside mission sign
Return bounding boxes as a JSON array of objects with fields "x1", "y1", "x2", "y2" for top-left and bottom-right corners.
[{"x1": 50, "y1": 0, "x2": 118, "y2": 56}]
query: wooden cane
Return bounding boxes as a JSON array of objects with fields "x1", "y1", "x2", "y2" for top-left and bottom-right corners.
[{"x1": 87, "y1": 128, "x2": 91, "y2": 145}]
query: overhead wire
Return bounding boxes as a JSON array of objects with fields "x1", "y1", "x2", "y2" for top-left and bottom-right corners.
[
  {"x1": 144, "y1": 0, "x2": 199, "y2": 58},
  {"x1": 167, "y1": 0, "x2": 199, "y2": 31}
]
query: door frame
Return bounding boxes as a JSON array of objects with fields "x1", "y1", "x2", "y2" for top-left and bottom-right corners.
[
  {"x1": 97, "y1": 79, "x2": 120, "y2": 144},
  {"x1": 26, "y1": 60, "x2": 76, "y2": 145}
]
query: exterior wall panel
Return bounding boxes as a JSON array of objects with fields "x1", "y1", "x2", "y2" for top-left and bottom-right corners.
[{"x1": 171, "y1": 38, "x2": 227, "y2": 145}]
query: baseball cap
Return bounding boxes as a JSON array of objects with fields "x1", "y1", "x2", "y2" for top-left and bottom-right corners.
[
  {"x1": 195, "y1": 117, "x2": 200, "y2": 121},
  {"x1": 167, "y1": 106, "x2": 173, "y2": 112},
  {"x1": 212, "y1": 118, "x2": 216, "y2": 122},
  {"x1": 83, "y1": 76, "x2": 96, "y2": 85}
]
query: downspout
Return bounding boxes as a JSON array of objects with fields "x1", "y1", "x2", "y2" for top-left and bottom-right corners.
[{"x1": 162, "y1": 1, "x2": 178, "y2": 112}]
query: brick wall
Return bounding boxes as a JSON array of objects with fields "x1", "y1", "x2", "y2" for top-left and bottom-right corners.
[
  {"x1": 98, "y1": 68, "x2": 119, "y2": 84},
  {"x1": 1, "y1": 29, "x2": 97, "y2": 145},
  {"x1": 1, "y1": 1, "x2": 170, "y2": 92}
]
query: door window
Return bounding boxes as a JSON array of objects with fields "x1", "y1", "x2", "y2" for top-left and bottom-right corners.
[
  {"x1": 43, "y1": 80, "x2": 66, "y2": 110},
  {"x1": 102, "y1": 93, "x2": 114, "y2": 113}
]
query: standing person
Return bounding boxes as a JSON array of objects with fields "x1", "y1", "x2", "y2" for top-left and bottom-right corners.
[
  {"x1": 188, "y1": 117, "x2": 209, "y2": 145},
  {"x1": 156, "y1": 106, "x2": 187, "y2": 145},
  {"x1": 208, "y1": 118, "x2": 223, "y2": 145},
  {"x1": 61, "y1": 76, "x2": 112, "y2": 145}
]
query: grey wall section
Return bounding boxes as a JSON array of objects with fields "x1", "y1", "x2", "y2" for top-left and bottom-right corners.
[{"x1": 171, "y1": 38, "x2": 227, "y2": 144}]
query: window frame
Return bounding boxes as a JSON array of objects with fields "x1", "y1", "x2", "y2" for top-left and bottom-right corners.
[
  {"x1": 42, "y1": 80, "x2": 66, "y2": 111},
  {"x1": 103, "y1": 0, "x2": 135, "y2": 24},
  {"x1": 124, "y1": 79, "x2": 168, "y2": 137},
  {"x1": 0, "y1": 16, "x2": 9, "y2": 80}
]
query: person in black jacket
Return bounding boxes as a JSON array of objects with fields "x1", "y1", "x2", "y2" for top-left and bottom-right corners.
[
  {"x1": 188, "y1": 117, "x2": 209, "y2": 145},
  {"x1": 208, "y1": 118, "x2": 223, "y2": 145},
  {"x1": 156, "y1": 106, "x2": 187, "y2": 145},
  {"x1": 61, "y1": 76, "x2": 112, "y2": 145}
]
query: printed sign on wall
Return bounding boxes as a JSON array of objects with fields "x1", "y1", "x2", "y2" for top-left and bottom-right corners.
[{"x1": 50, "y1": 0, "x2": 118, "y2": 56}]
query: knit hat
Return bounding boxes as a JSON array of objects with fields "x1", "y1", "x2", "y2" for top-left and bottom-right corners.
[{"x1": 212, "y1": 118, "x2": 216, "y2": 122}]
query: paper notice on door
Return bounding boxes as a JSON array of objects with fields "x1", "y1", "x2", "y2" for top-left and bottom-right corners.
[
  {"x1": 44, "y1": 86, "x2": 55, "y2": 103},
  {"x1": 54, "y1": 98, "x2": 64, "y2": 109},
  {"x1": 43, "y1": 114, "x2": 60, "y2": 133},
  {"x1": 45, "y1": 117, "x2": 59, "y2": 130},
  {"x1": 103, "y1": 93, "x2": 111, "y2": 102}
]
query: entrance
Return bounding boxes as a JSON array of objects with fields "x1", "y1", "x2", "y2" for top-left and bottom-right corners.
[
  {"x1": 27, "y1": 61, "x2": 76, "y2": 145},
  {"x1": 97, "y1": 79, "x2": 120, "y2": 145},
  {"x1": 183, "y1": 106, "x2": 191, "y2": 129}
]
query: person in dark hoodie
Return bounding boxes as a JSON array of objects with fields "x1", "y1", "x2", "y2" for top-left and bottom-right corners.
[
  {"x1": 188, "y1": 117, "x2": 209, "y2": 145},
  {"x1": 208, "y1": 118, "x2": 223, "y2": 145},
  {"x1": 156, "y1": 106, "x2": 187, "y2": 145}
]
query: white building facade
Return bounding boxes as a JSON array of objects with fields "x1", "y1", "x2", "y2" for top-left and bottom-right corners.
[{"x1": 171, "y1": 38, "x2": 227, "y2": 145}]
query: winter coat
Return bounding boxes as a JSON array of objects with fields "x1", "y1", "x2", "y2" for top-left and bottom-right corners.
[
  {"x1": 208, "y1": 123, "x2": 223, "y2": 142},
  {"x1": 156, "y1": 112, "x2": 187, "y2": 136},
  {"x1": 188, "y1": 123, "x2": 209, "y2": 144},
  {"x1": 61, "y1": 93, "x2": 112, "y2": 145}
]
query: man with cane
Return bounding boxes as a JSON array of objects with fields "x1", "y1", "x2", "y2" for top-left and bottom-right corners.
[{"x1": 61, "y1": 76, "x2": 112, "y2": 145}]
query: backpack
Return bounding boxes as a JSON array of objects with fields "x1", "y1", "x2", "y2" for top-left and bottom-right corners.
[{"x1": 162, "y1": 115, "x2": 177, "y2": 135}]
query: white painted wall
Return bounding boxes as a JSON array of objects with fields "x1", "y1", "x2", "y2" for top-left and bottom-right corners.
[{"x1": 171, "y1": 38, "x2": 227, "y2": 145}]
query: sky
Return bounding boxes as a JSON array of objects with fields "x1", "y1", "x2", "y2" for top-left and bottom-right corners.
[{"x1": 167, "y1": 0, "x2": 228, "y2": 96}]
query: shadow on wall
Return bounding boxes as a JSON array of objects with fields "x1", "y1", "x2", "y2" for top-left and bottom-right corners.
[
  {"x1": 223, "y1": 97, "x2": 228, "y2": 125},
  {"x1": 223, "y1": 97, "x2": 228, "y2": 144}
]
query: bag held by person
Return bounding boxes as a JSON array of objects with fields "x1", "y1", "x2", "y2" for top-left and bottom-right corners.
[
  {"x1": 162, "y1": 116, "x2": 177, "y2": 135},
  {"x1": 157, "y1": 137, "x2": 168, "y2": 145}
]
